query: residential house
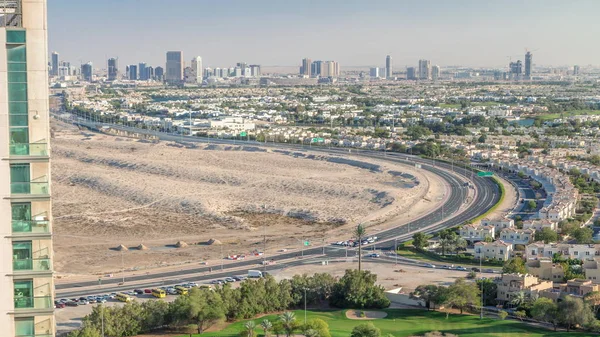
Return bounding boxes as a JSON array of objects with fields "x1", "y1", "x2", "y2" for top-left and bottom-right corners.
[
  {"x1": 481, "y1": 217, "x2": 514, "y2": 231},
  {"x1": 474, "y1": 240, "x2": 512, "y2": 261},
  {"x1": 499, "y1": 228, "x2": 535, "y2": 247},
  {"x1": 496, "y1": 274, "x2": 553, "y2": 304},
  {"x1": 526, "y1": 258, "x2": 565, "y2": 282},
  {"x1": 459, "y1": 223, "x2": 495, "y2": 243}
]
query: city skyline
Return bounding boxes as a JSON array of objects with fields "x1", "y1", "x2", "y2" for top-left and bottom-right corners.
[{"x1": 48, "y1": 0, "x2": 600, "y2": 69}]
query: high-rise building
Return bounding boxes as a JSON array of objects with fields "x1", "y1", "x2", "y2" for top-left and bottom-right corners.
[
  {"x1": 418, "y1": 59, "x2": 431, "y2": 80},
  {"x1": 385, "y1": 55, "x2": 392, "y2": 79},
  {"x1": 250, "y1": 64, "x2": 261, "y2": 77},
  {"x1": 51, "y1": 51, "x2": 58, "y2": 76},
  {"x1": 317, "y1": 61, "x2": 339, "y2": 77},
  {"x1": 524, "y1": 51, "x2": 532, "y2": 79},
  {"x1": 573, "y1": 65, "x2": 580, "y2": 75},
  {"x1": 369, "y1": 67, "x2": 379, "y2": 78},
  {"x1": 145, "y1": 66, "x2": 154, "y2": 80},
  {"x1": 107, "y1": 57, "x2": 118, "y2": 81},
  {"x1": 311, "y1": 61, "x2": 322, "y2": 77},
  {"x1": 432, "y1": 65, "x2": 440, "y2": 81},
  {"x1": 406, "y1": 67, "x2": 417, "y2": 80},
  {"x1": 128, "y1": 64, "x2": 137, "y2": 80},
  {"x1": 138, "y1": 62, "x2": 147, "y2": 80},
  {"x1": 1, "y1": 1, "x2": 56, "y2": 336},
  {"x1": 154, "y1": 66, "x2": 164, "y2": 81},
  {"x1": 81, "y1": 62, "x2": 93, "y2": 82},
  {"x1": 165, "y1": 51, "x2": 183, "y2": 84},
  {"x1": 300, "y1": 58, "x2": 312, "y2": 76},
  {"x1": 191, "y1": 56, "x2": 202, "y2": 83},
  {"x1": 509, "y1": 60, "x2": 522, "y2": 79}
]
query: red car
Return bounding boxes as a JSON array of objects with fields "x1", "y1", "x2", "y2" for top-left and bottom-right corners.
[
  {"x1": 54, "y1": 301, "x2": 66, "y2": 309},
  {"x1": 144, "y1": 289, "x2": 152, "y2": 294}
]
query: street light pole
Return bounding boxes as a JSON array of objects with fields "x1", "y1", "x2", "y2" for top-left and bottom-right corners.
[
  {"x1": 304, "y1": 288, "x2": 307, "y2": 325},
  {"x1": 480, "y1": 253, "x2": 484, "y2": 319},
  {"x1": 395, "y1": 238, "x2": 398, "y2": 265},
  {"x1": 121, "y1": 250, "x2": 125, "y2": 284}
]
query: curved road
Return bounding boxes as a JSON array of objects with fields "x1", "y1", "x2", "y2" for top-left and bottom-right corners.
[{"x1": 54, "y1": 118, "x2": 501, "y2": 297}]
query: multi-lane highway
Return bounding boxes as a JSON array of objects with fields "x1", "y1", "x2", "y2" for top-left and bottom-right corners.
[{"x1": 53, "y1": 117, "x2": 502, "y2": 297}]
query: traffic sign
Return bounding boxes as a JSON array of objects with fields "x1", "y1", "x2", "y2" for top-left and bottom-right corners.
[
  {"x1": 98, "y1": 278, "x2": 102, "y2": 285},
  {"x1": 477, "y1": 171, "x2": 494, "y2": 177},
  {"x1": 304, "y1": 240, "x2": 310, "y2": 246},
  {"x1": 311, "y1": 138, "x2": 324, "y2": 143},
  {"x1": 240, "y1": 132, "x2": 247, "y2": 137}
]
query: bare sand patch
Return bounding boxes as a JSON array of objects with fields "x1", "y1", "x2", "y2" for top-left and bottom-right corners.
[{"x1": 346, "y1": 310, "x2": 388, "y2": 320}]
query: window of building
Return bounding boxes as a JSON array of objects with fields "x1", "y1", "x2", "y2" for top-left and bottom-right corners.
[
  {"x1": 14, "y1": 318, "x2": 34, "y2": 336},
  {"x1": 10, "y1": 164, "x2": 30, "y2": 193},
  {"x1": 6, "y1": 30, "x2": 26, "y2": 44},
  {"x1": 13, "y1": 241, "x2": 32, "y2": 270},
  {"x1": 14, "y1": 280, "x2": 33, "y2": 308}
]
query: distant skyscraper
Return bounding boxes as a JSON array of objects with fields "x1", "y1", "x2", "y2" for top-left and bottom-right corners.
[
  {"x1": 154, "y1": 66, "x2": 164, "y2": 81},
  {"x1": 107, "y1": 58, "x2": 118, "y2": 81},
  {"x1": 166, "y1": 51, "x2": 183, "y2": 83},
  {"x1": 406, "y1": 67, "x2": 417, "y2": 80},
  {"x1": 300, "y1": 58, "x2": 312, "y2": 76},
  {"x1": 524, "y1": 51, "x2": 532, "y2": 79},
  {"x1": 128, "y1": 64, "x2": 138, "y2": 80},
  {"x1": 184, "y1": 66, "x2": 195, "y2": 83},
  {"x1": 318, "y1": 61, "x2": 339, "y2": 77},
  {"x1": 311, "y1": 61, "x2": 322, "y2": 77},
  {"x1": 51, "y1": 51, "x2": 59, "y2": 76},
  {"x1": 81, "y1": 62, "x2": 93, "y2": 81},
  {"x1": 432, "y1": 65, "x2": 440, "y2": 81},
  {"x1": 573, "y1": 65, "x2": 580, "y2": 75},
  {"x1": 418, "y1": 59, "x2": 431, "y2": 80},
  {"x1": 369, "y1": 67, "x2": 379, "y2": 78},
  {"x1": 146, "y1": 66, "x2": 154, "y2": 80},
  {"x1": 385, "y1": 55, "x2": 392, "y2": 79},
  {"x1": 509, "y1": 60, "x2": 523, "y2": 79},
  {"x1": 250, "y1": 64, "x2": 261, "y2": 77},
  {"x1": 191, "y1": 56, "x2": 203, "y2": 83},
  {"x1": 138, "y1": 62, "x2": 147, "y2": 80}
]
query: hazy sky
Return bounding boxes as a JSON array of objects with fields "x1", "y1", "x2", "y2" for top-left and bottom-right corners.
[{"x1": 48, "y1": 0, "x2": 600, "y2": 70}]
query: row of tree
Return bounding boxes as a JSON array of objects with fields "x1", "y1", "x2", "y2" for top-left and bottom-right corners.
[{"x1": 69, "y1": 270, "x2": 390, "y2": 337}]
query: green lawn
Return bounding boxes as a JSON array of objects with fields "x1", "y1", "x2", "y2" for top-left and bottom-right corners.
[
  {"x1": 182, "y1": 309, "x2": 594, "y2": 337},
  {"x1": 536, "y1": 110, "x2": 600, "y2": 121}
]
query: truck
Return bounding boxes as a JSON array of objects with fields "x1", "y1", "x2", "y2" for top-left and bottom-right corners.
[{"x1": 248, "y1": 270, "x2": 263, "y2": 278}]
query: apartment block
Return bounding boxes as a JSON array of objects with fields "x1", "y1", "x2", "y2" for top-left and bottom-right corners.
[
  {"x1": 0, "y1": 1, "x2": 55, "y2": 336},
  {"x1": 496, "y1": 273, "x2": 553, "y2": 304}
]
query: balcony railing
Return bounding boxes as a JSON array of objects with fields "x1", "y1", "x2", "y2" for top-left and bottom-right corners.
[
  {"x1": 14, "y1": 296, "x2": 52, "y2": 310},
  {"x1": 10, "y1": 181, "x2": 49, "y2": 195},
  {"x1": 9, "y1": 142, "x2": 48, "y2": 157},
  {"x1": 13, "y1": 258, "x2": 51, "y2": 272},
  {"x1": 16, "y1": 335, "x2": 53, "y2": 337},
  {"x1": 12, "y1": 219, "x2": 50, "y2": 234}
]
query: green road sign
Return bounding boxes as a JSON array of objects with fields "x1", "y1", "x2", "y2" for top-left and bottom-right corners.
[
  {"x1": 477, "y1": 171, "x2": 494, "y2": 177},
  {"x1": 240, "y1": 132, "x2": 247, "y2": 137},
  {"x1": 311, "y1": 137, "x2": 324, "y2": 143},
  {"x1": 304, "y1": 240, "x2": 310, "y2": 246}
]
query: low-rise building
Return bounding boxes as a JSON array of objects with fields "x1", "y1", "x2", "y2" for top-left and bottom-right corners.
[
  {"x1": 522, "y1": 219, "x2": 557, "y2": 232},
  {"x1": 496, "y1": 273, "x2": 553, "y2": 304},
  {"x1": 460, "y1": 223, "x2": 495, "y2": 243},
  {"x1": 481, "y1": 217, "x2": 514, "y2": 231},
  {"x1": 526, "y1": 242, "x2": 599, "y2": 261},
  {"x1": 474, "y1": 240, "x2": 512, "y2": 261},
  {"x1": 499, "y1": 228, "x2": 535, "y2": 246},
  {"x1": 526, "y1": 258, "x2": 565, "y2": 282},
  {"x1": 583, "y1": 259, "x2": 600, "y2": 283}
]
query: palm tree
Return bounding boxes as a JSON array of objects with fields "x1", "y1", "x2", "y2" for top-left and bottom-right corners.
[
  {"x1": 279, "y1": 311, "x2": 296, "y2": 337},
  {"x1": 244, "y1": 321, "x2": 257, "y2": 337},
  {"x1": 353, "y1": 223, "x2": 366, "y2": 271},
  {"x1": 510, "y1": 291, "x2": 526, "y2": 308},
  {"x1": 261, "y1": 319, "x2": 273, "y2": 337}
]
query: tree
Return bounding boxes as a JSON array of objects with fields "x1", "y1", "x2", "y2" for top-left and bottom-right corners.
[
  {"x1": 476, "y1": 278, "x2": 498, "y2": 306},
  {"x1": 412, "y1": 232, "x2": 430, "y2": 250},
  {"x1": 438, "y1": 229, "x2": 458, "y2": 256},
  {"x1": 261, "y1": 319, "x2": 273, "y2": 337},
  {"x1": 558, "y1": 295, "x2": 595, "y2": 332},
  {"x1": 279, "y1": 312, "x2": 298, "y2": 337},
  {"x1": 498, "y1": 311, "x2": 508, "y2": 320},
  {"x1": 354, "y1": 224, "x2": 367, "y2": 271},
  {"x1": 502, "y1": 258, "x2": 527, "y2": 274},
  {"x1": 572, "y1": 227, "x2": 594, "y2": 244},
  {"x1": 527, "y1": 200, "x2": 537, "y2": 210},
  {"x1": 174, "y1": 288, "x2": 226, "y2": 334},
  {"x1": 303, "y1": 318, "x2": 330, "y2": 337},
  {"x1": 510, "y1": 291, "x2": 527, "y2": 308},
  {"x1": 444, "y1": 278, "x2": 480, "y2": 318},
  {"x1": 514, "y1": 310, "x2": 527, "y2": 321},
  {"x1": 531, "y1": 298, "x2": 559, "y2": 331},
  {"x1": 534, "y1": 227, "x2": 558, "y2": 244},
  {"x1": 584, "y1": 291, "x2": 600, "y2": 315},
  {"x1": 410, "y1": 285, "x2": 445, "y2": 310},
  {"x1": 350, "y1": 323, "x2": 381, "y2": 337},
  {"x1": 330, "y1": 269, "x2": 390, "y2": 309},
  {"x1": 67, "y1": 326, "x2": 102, "y2": 337},
  {"x1": 243, "y1": 321, "x2": 257, "y2": 337}
]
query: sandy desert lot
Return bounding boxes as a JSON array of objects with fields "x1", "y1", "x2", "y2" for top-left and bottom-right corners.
[{"x1": 51, "y1": 122, "x2": 446, "y2": 277}]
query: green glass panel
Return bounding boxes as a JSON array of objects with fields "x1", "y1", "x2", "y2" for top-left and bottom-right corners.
[
  {"x1": 10, "y1": 164, "x2": 30, "y2": 182},
  {"x1": 12, "y1": 203, "x2": 31, "y2": 221},
  {"x1": 8, "y1": 63, "x2": 26, "y2": 71},
  {"x1": 7, "y1": 45, "x2": 26, "y2": 62},
  {"x1": 10, "y1": 127, "x2": 29, "y2": 144},
  {"x1": 6, "y1": 30, "x2": 26, "y2": 43},
  {"x1": 9, "y1": 102, "x2": 28, "y2": 114},
  {"x1": 9, "y1": 115, "x2": 28, "y2": 127},
  {"x1": 15, "y1": 318, "x2": 34, "y2": 336},
  {"x1": 13, "y1": 280, "x2": 33, "y2": 309},
  {"x1": 8, "y1": 72, "x2": 27, "y2": 83},
  {"x1": 8, "y1": 83, "x2": 27, "y2": 101}
]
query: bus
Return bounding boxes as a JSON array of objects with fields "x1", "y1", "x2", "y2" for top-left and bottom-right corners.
[
  {"x1": 151, "y1": 288, "x2": 166, "y2": 298},
  {"x1": 175, "y1": 286, "x2": 188, "y2": 295},
  {"x1": 115, "y1": 293, "x2": 132, "y2": 302}
]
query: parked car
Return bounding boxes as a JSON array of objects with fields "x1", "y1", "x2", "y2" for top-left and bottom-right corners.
[
  {"x1": 144, "y1": 289, "x2": 152, "y2": 294},
  {"x1": 440, "y1": 265, "x2": 450, "y2": 269},
  {"x1": 134, "y1": 289, "x2": 144, "y2": 295},
  {"x1": 367, "y1": 253, "x2": 380, "y2": 258},
  {"x1": 66, "y1": 301, "x2": 78, "y2": 307},
  {"x1": 424, "y1": 263, "x2": 436, "y2": 268},
  {"x1": 210, "y1": 279, "x2": 224, "y2": 285},
  {"x1": 186, "y1": 282, "x2": 198, "y2": 288},
  {"x1": 232, "y1": 276, "x2": 246, "y2": 281},
  {"x1": 224, "y1": 277, "x2": 235, "y2": 283},
  {"x1": 471, "y1": 267, "x2": 481, "y2": 272},
  {"x1": 78, "y1": 299, "x2": 89, "y2": 305},
  {"x1": 126, "y1": 291, "x2": 136, "y2": 296},
  {"x1": 86, "y1": 296, "x2": 97, "y2": 303},
  {"x1": 108, "y1": 293, "x2": 117, "y2": 299},
  {"x1": 166, "y1": 288, "x2": 178, "y2": 295},
  {"x1": 54, "y1": 301, "x2": 66, "y2": 309},
  {"x1": 455, "y1": 266, "x2": 468, "y2": 271},
  {"x1": 59, "y1": 298, "x2": 69, "y2": 303},
  {"x1": 96, "y1": 297, "x2": 107, "y2": 303}
]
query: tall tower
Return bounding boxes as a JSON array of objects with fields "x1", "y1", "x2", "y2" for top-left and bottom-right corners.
[
  {"x1": 128, "y1": 64, "x2": 137, "y2": 80},
  {"x1": 432, "y1": 65, "x2": 440, "y2": 81},
  {"x1": 385, "y1": 55, "x2": 392, "y2": 79},
  {"x1": 524, "y1": 51, "x2": 532, "y2": 79},
  {"x1": 301, "y1": 58, "x2": 311, "y2": 76},
  {"x1": 138, "y1": 62, "x2": 147, "y2": 80},
  {"x1": 107, "y1": 57, "x2": 118, "y2": 81},
  {"x1": 81, "y1": 62, "x2": 93, "y2": 81},
  {"x1": 1, "y1": 1, "x2": 56, "y2": 336},
  {"x1": 191, "y1": 56, "x2": 202, "y2": 83},
  {"x1": 418, "y1": 59, "x2": 431, "y2": 80},
  {"x1": 165, "y1": 51, "x2": 183, "y2": 84},
  {"x1": 50, "y1": 51, "x2": 58, "y2": 76}
]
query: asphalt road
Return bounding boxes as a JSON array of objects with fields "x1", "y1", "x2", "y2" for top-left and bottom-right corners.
[{"x1": 53, "y1": 117, "x2": 501, "y2": 298}]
